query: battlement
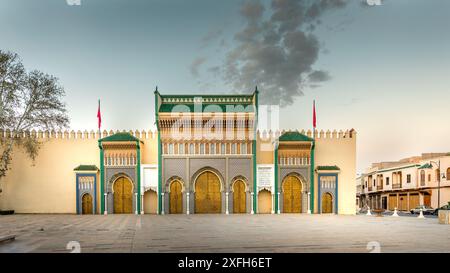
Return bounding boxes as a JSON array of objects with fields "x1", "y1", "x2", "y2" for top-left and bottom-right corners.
[
  {"x1": 257, "y1": 129, "x2": 357, "y2": 141},
  {"x1": 0, "y1": 128, "x2": 356, "y2": 141}
]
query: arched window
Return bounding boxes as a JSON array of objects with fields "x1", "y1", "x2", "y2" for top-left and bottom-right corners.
[{"x1": 189, "y1": 143, "x2": 195, "y2": 154}]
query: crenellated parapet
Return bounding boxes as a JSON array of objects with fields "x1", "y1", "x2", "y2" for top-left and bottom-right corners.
[
  {"x1": 0, "y1": 129, "x2": 159, "y2": 140},
  {"x1": 256, "y1": 129, "x2": 357, "y2": 141}
]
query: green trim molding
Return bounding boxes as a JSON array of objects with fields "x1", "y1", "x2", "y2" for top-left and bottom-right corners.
[
  {"x1": 316, "y1": 165, "x2": 341, "y2": 171},
  {"x1": 310, "y1": 141, "x2": 315, "y2": 213},
  {"x1": 98, "y1": 141, "x2": 105, "y2": 214},
  {"x1": 73, "y1": 165, "x2": 98, "y2": 172}
]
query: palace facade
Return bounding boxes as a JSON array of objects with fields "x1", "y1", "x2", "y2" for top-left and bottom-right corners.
[{"x1": 0, "y1": 90, "x2": 357, "y2": 215}]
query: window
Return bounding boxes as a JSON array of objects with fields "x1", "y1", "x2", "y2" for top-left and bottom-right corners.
[
  {"x1": 189, "y1": 143, "x2": 195, "y2": 154},
  {"x1": 386, "y1": 177, "x2": 390, "y2": 186},
  {"x1": 407, "y1": 174, "x2": 411, "y2": 183},
  {"x1": 447, "y1": 168, "x2": 450, "y2": 181},
  {"x1": 436, "y1": 169, "x2": 440, "y2": 182},
  {"x1": 168, "y1": 144, "x2": 174, "y2": 155},
  {"x1": 221, "y1": 143, "x2": 225, "y2": 154},
  {"x1": 210, "y1": 143, "x2": 216, "y2": 155},
  {"x1": 420, "y1": 170, "x2": 425, "y2": 184},
  {"x1": 231, "y1": 143, "x2": 237, "y2": 154},
  {"x1": 373, "y1": 179, "x2": 376, "y2": 187},
  {"x1": 178, "y1": 143, "x2": 184, "y2": 154},
  {"x1": 240, "y1": 143, "x2": 247, "y2": 154},
  {"x1": 200, "y1": 144, "x2": 205, "y2": 154},
  {"x1": 428, "y1": 174, "x2": 431, "y2": 182}
]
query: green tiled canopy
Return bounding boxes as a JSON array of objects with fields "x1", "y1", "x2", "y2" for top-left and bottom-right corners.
[
  {"x1": 278, "y1": 131, "x2": 314, "y2": 142},
  {"x1": 99, "y1": 132, "x2": 141, "y2": 143},
  {"x1": 316, "y1": 165, "x2": 341, "y2": 171},
  {"x1": 73, "y1": 165, "x2": 99, "y2": 171}
]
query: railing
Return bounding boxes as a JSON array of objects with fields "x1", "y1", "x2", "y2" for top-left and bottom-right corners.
[
  {"x1": 368, "y1": 187, "x2": 373, "y2": 191},
  {"x1": 392, "y1": 183, "x2": 402, "y2": 189},
  {"x1": 377, "y1": 185, "x2": 383, "y2": 190}
]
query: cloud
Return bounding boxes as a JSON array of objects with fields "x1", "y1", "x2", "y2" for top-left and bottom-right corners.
[
  {"x1": 222, "y1": 0, "x2": 349, "y2": 106},
  {"x1": 201, "y1": 28, "x2": 224, "y2": 48},
  {"x1": 190, "y1": 57, "x2": 207, "y2": 78}
]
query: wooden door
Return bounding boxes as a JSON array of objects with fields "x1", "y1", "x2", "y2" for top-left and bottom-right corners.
[
  {"x1": 423, "y1": 193, "x2": 431, "y2": 207},
  {"x1": 195, "y1": 171, "x2": 221, "y2": 213},
  {"x1": 144, "y1": 190, "x2": 157, "y2": 214},
  {"x1": 388, "y1": 194, "x2": 397, "y2": 210},
  {"x1": 283, "y1": 176, "x2": 302, "y2": 213},
  {"x1": 113, "y1": 177, "x2": 133, "y2": 214},
  {"x1": 258, "y1": 190, "x2": 272, "y2": 214},
  {"x1": 81, "y1": 193, "x2": 93, "y2": 214},
  {"x1": 409, "y1": 194, "x2": 419, "y2": 210},
  {"x1": 398, "y1": 194, "x2": 407, "y2": 211},
  {"x1": 233, "y1": 180, "x2": 246, "y2": 213},
  {"x1": 170, "y1": 180, "x2": 183, "y2": 214},
  {"x1": 322, "y1": 193, "x2": 333, "y2": 213}
]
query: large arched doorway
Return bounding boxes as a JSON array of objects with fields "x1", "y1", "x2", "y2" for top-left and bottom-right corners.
[
  {"x1": 322, "y1": 192, "x2": 333, "y2": 213},
  {"x1": 195, "y1": 171, "x2": 221, "y2": 213},
  {"x1": 143, "y1": 189, "x2": 157, "y2": 214},
  {"x1": 258, "y1": 189, "x2": 272, "y2": 214},
  {"x1": 113, "y1": 177, "x2": 133, "y2": 214},
  {"x1": 233, "y1": 180, "x2": 246, "y2": 213},
  {"x1": 81, "y1": 193, "x2": 93, "y2": 214},
  {"x1": 170, "y1": 180, "x2": 183, "y2": 214},
  {"x1": 283, "y1": 175, "x2": 302, "y2": 213}
]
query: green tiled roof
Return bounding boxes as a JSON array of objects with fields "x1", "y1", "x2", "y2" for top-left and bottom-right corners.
[
  {"x1": 159, "y1": 104, "x2": 255, "y2": 113},
  {"x1": 99, "y1": 132, "x2": 141, "y2": 143},
  {"x1": 418, "y1": 163, "x2": 433, "y2": 169},
  {"x1": 317, "y1": 165, "x2": 341, "y2": 171},
  {"x1": 279, "y1": 131, "x2": 313, "y2": 142},
  {"x1": 74, "y1": 165, "x2": 98, "y2": 171},
  {"x1": 157, "y1": 93, "x2": 256, "y2": 113}
]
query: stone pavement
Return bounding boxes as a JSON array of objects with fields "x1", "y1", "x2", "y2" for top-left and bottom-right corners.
[{"x1": 0, "y1": 214, "x2": 448, "y2": 253}]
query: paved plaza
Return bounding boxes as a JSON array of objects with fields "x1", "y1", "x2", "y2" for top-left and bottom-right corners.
[{"x1": 0, "y1": 214, "x2": 448, "y2": 253}]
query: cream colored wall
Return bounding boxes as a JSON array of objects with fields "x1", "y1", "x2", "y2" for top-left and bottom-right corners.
[
  {"x1": 0, "y1": 137, "x2": 99, "y2": 213},
  {"x1": 314, "y1": 131, "x2": 357, "y2": 215}
]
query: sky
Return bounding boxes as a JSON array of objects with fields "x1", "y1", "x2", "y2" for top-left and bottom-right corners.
[{"x1": 1, "y1": 0, "x2": 449, "y2": 173}]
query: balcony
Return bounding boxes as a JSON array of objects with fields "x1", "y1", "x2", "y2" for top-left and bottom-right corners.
[
  {"x1": 392, "y1": 183, "x2": 402, "y2": 189},
  {"x1": 368, "y1": 187, "x2": 373, "y2": 192},
  {"x1": 377, "y1": 185, "x2": 383, "y2": 190}
]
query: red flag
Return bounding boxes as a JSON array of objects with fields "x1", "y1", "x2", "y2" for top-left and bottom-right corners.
[
  {"x1": 313, "y1": 100, "x2": 317, "y2": 129},
  {"x1": 97, "y1": 100, "x2": 102, "y2": 130}
]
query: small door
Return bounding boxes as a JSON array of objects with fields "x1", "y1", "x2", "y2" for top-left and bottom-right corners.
[
  {"x1": 283, "y1": 175, "x2": 302, "y2": 213},
  {"x1": 233, "y1": 180, "x2": 246, "y2": 213},
  {"x1": 195, "y1": 171, "x2": 221, "y2": 213},
  {"x1": 382, "y1": 196, "x2": 387, "y2": 210},
  {"x1": 113, "y1": 177, "x2": 133, "y2": 214},
  {"x1": 81, "y1": 193, "x2": 93, "y2": 214},
  {"x1": 423, "y1": 193, "x2": 431, "y2": 207},
  {"x1": 258, "y1": 190, "x2": 272, "y2": 214},
  {"x1": 388, "y1": 194, "x2": 397, "y2": 210},
  {"x1": 144, "y1": 190, "x2": 157, "y2": 214},
  {"x1": 170, "y1": 180, "x2": 183, "y2": 214},
  {"x1": 398, "y1": 194, "x2": 407, "y2": 211},
  {"x1": 409, "y1": 194, "x2": 419, "y2": 210},
  {"x1": 322, "y1": 193, "x2": 333, "y2": 213}
]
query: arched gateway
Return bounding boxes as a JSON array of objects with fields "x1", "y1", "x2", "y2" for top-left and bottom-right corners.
[
  {"x1": 113, "y1": 177, "x2": 133, "y2": 214},
  {"x1": 195, "y1": 171, "x2": 221, "y2": 213},
  {"x1": 283, "y1": 175, "x2": 302, "y2": 213}
]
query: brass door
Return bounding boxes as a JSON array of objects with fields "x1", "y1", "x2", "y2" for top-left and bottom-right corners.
[
  {"x1": 322, "y1": 193, "x2": 333, "y2": 213},
  {"x1": 258, "y1": 190, "x2": 272, "y2": 214},
  {"x1": 233, "y1": 180, "x2": 246, "y2": 213},
  {"x1": 113, "y1": 177, "x2": 133, "y2": 214},
  {"x1": 81, "y1": 193, "x2": 93, "y2": 214},
  {"x1": 283, "y1": 175, "x2": 302, "y2": 213},
  {"x1": 170, "y1": 180, "x2": 183, "y2": 214},
  {"x1": 195, "y1": 171, "x2": 221, "y2": 213},
  {"x1": 398, "y1": 194, "x2": 407, "y2": 211}
]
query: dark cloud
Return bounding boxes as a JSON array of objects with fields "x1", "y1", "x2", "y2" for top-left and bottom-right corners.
[
  {"x1": 222, "y1": 0, "x2": 349, "y2": 106},
  {"x1": 190, "y1": 57, "x2": 207, "y2": 78}
]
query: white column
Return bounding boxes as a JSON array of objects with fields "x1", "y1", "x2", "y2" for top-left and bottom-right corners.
[
  {"x1": 186, "y1": 192, "x2": 190, "y2": 215},
  {"x1": 271, "y1": 192, "x2": 275, "y2": 214},
  {"x1": 104, "y1": 193, "x2": 108, "y2": 215},
  {"x1": 161, "y1": 192, "x2": 165, "y2": 215},
  {"x1": 307, "y1": 192, "x2": 311, "y2": 214},
  {"x1": 277, "y1": 192, "x2": 281, "y2": 214},
  {"x1": 135, "y1": 193, "x2": 138, "y2": 215},
  {"x1": 251, "y1": 192, "x2": 254, "y2": 214},
  {"x1": 140, "y1": 193, "x2": 144, "y2": 215},
  {"x1": 225, "y1": 192, "x2": 229, "y2": 215}
]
